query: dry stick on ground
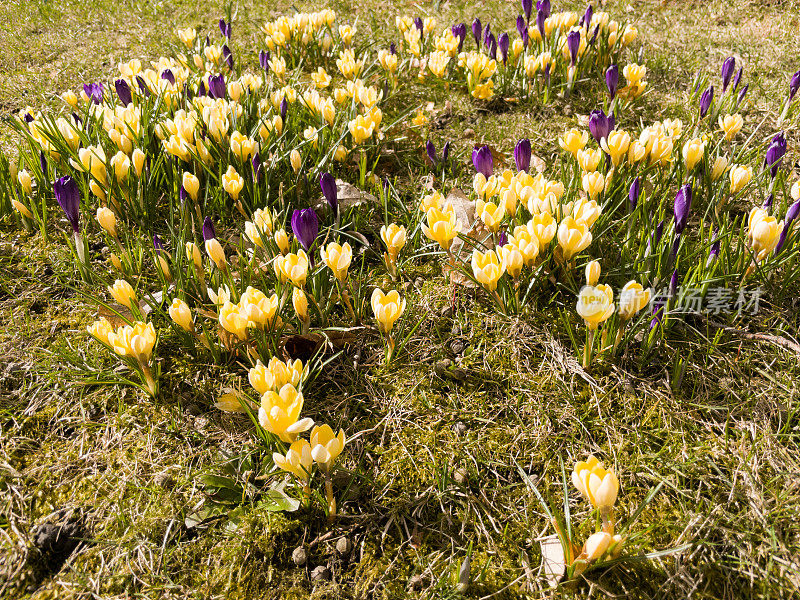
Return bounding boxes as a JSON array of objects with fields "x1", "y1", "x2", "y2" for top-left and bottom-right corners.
[{"x1": 697, "y1": 315, "x2": 800, "y2": 355}]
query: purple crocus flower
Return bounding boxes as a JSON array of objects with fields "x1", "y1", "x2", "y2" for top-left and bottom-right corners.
[
  {"x1": 484, "y1": 23, "x2": 492, "y2": 47},
  {"x1": 732, "y1": 66, "x2": 743, "y2": 92},
  {"x1": 537, "y1": 0, "x2": 551, "y2": 18},
  {"x1": 655, "y1": 220, "x2": 665, "y2": 245},
  {"x1": 219, "y1": 19, "x2": 231, "y2": 39},
  {"x1": 522, "y1": 0, "x2": 533, "y2": 21},
  {"x1": 487, "y1": 33, "x2": 497, "y2": 59},
  {"x1": 736, "y1": 84, "x2": 748, "y2": 108},
  {"x1": 197, "y1": 80, "x2": 207, "y2": 97},
  {"x1": 39, "y1": 151, "x2": 47, "y2": 176},
  {"x1": 605, "y1": 65, "x2": 619, "y2": 99},
  {"x1": 566, "y1": 30, "x2": 580, "y2": 65},
  {"x1": 472, "y1": 18, "x2": 482, "y2": 48},
  {"x1": 536, "y1": 9, "x2": 546, "y2": 38},
  {"x1": 413, "y1": 17, "x2": 423, "y2": 33},
  {"x1": 674, "y1": 183, "x2": 692, "y2": 234},
  {"x1": 514, "y1": 138, "x2": 531, "y2": 172},
  {"x1": 426, "y1": 140, "x2": 437, "y2": 165},
  {"x1": 179, "y1": 186, "x2": 189, "y2": 205},
  {"x1": 721, "y1": 56, "x2": 735, "y2": 93},
  {"x1": 53, "y1": 176, "x2": 80, "y2": 233},
  {"x1": 629, "y1": 176, "x2": 640, "y2": 212},
  {"x1": 472, "y1": 145, "x2": 493, "y2": 178},
  {"x1": 775, "y1": 200, "x2": 800, "y2": 254},
  {"x1": 452, "y1": 23, "x2": 467, "y2": 52},
  {"x1": 291, "y1": 208, "x2": 319, "y2": 251},
  {"x1": 584, "y1": 4, "x2": 594, "y2": 30},
  {"x1": 83, "y1": 83, "x2": 104, "y2": 104},
  {"x1": 208, "y1": 74, "x2": 226, "y2": 99},
  {"x1": 153, "y1": 234, "x2": 166, "y2": 254},
  {"x1": 589, "y1": 24, "x2": 599, "y2": 45},
  {"x1": 498, "y1": 229, "x2": 508, "y2": 247},
  {"x1": 516, "y1": 16, "x2": 526, "y2": 39},
  {"x1": 699, "y1": 85, "x2": 713, "y2": 118},
  {"x1": 389, "y1": 42, "x2": 396, "y2": 55},
  {"x1": 706, "y1": 229, "x2": 720, "y2": 267},
  {"x1": 442, "y1": 141, "x2": 450, "y2": 163},
  {"x1": 790, "y1": 70, "x2": 800, "y2": 100},
  {"x1": 669, "y1": 270, "x2": 678, "y2": 298},
  {"x1": 202, "y1": 216, "x2": 216, "y2": 241},
  {"x1": 320, "y1": 172, "x2": 337, "y2": 213},
  {"x1": 543, "y1": 62, "x2": 551, "y2": 85},
  {"x1": 136, "y1": 75, "x2": 149, "y2": 97},
  {"x1": 222, "y1": 45, "x2": 233, "y2": 70},
  {"x1": 259, "y1": 50, "x2": 270, "y2": 71},
  {"x1": 763, "y1": 194, "x2": 774, "y2": 211},
  {"x1": 588, "y1": 109, "x2": 614, "y2": 143},
  {"x1": 669, "y1": 233, "x2": 681, "y2": 261},
  {"x1": 280, "y1": 98, "x2": 288, "y2": 121},
  {"x1": 649, "y1": 305, "x2": 663, "y2": 330},
  {"x1": 115, "y1": 79, "x2": 132, "y2": 106},
  {"x1": 765, "y1": 132, "x2": 787, "y2": 178},
  {"x1": 498, "y1": 33, "x2": 510, "y2": 64},
  {"x1": 161, "y1": 69, "x2": 175, "y2": 85},
  {"x1": 252, "y1": 152, "x2": 262, "y2": 183}
]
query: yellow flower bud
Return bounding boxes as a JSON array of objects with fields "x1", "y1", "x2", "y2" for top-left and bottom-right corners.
[
  {"x1": 12, "y1": 200, "x2": 33, "y2": 219},
  {"x1": 380, "y1": 223, "x2": 407, "y2": 262},
  {"x1": 320, "y1": 242, "x2": 352, "y2": 283},
  {"x1": 108, "y1": 279, "x2": 137, "y2": 310},
  {"x1": 182, "y1": 172, "x2": 200, "y2": 201},
  {"x1": 17, "y1": 169, "x2": 33, "y2": 195},
  {"x1": 371, "y1": 288, "x2": 405, "y2": 334},
  {"x1": 96, "y1": 207, "x2": 117, "y2": 237},
  {"x1": 558, "y1": 216, "x2": 593, "y2": 260},
  {"x1": 572, "y1": 454, "x2": 619, "y2": 510},
  {"x1": 169, "y1": 298, "x2": 194, "y2": 332},
  {"x1": 471, "y1": 249, "x2": 505, "y2": 292},
  {"x1": 111, "y1": 253, "x2": 123, "y2": 271},
  {"x1": 292, "y1": 287, "x2": 309, "y2": 320},
  {"x1": 729, "y1": 165, "x2": 752, "y2": 195},
  {"x1": 711, "y1": 156, "x2": 729, "y2": 181},
  {"x1": 275, "y1": 229, "x2": 290, "y2": 254},
  {"x1": 290, "y1": 149, "x2": 302, "y2": 173},
  {"x1": 132, "y1": 148, "x2": 146, "y2": 177},
  {"x1": 583, "y1": 532, "x2": 612, "y2": 562},
  {"x1": 682, "y1": 137, "x2": 705, "y2": 171},
  {"x1": 618, "y1": 281, "x2": 651, "y2": 321},
  {"x1": 205, "y1": 238, "x2": 227, "y2": 270},
  {"x1": 585, "y1": 260, "x2": 601, "y2": 286},
  {"x1": 718, "y1": 113, "x2": 743, "y2": 142}
]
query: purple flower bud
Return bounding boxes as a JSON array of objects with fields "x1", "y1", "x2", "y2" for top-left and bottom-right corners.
[
  {"x1": 320, "y1": 172, "x2": 337, "y2": 213},
  {"x1": 280, "y1": 98, "x2": 288, "y2": 121},
  {"x1": 202, "y1": 216, "x2": 216, "y2": 241},
  {"x1": 252, "y1": 152, "x2": 262, "y2": 182},
  {"x1": 390, "y1": 42, "x2": 397, "y2": 55},
  {"x1": 588, "y1": 109, "x2": 614, "y2": 143},
  {"x1": 705, "y1": 228, "x2": 720, "y2": 267},
  {"x1": 208, "y1": 74, "x2": 226, "y2": 99},
  {"x1": 161, "y1": 69, "x2": 175, "y2": 85},
  {"x1": 765, "y1": 132, "x2": 787, "y2": 178},
  {"x1": 452, "y1": 23, "x2": 467, "y2": 53},
  {"x1": 219, "y1": 18, "x2": 231, "y2": 39},
  {"x1": 699, "y1": 85, "x2": 713, "y2": 118},
  {"x1": 543, "y1": 62, "x2": 551, "y2": 85},
  {"x1": 472, "y1": 18, "x2": 482, "y2": 48},
  {"x1": 472, "y1": 145, "x2": 493, "y2": 178},
  {"x1": 115, "y1": 79, "x2": 132, "y2": 106},
  {"x1": 567, "y1": 30, "x2": 580, "y2": 65},
  {"x1": 514, "y1": 138, "x2": 531, "y2": 172},
  {"x1": 522, "y1": 27, "x2": 529, "y2": 48},
  {"x1": 498, "y1": 229, "x2": 508, "y2": 247},
  {"x1": 537, "y1": 0, "x2": 551, "y2": 18},
  {"x1": 487, "y1": 33, "x2": 497, "y2": 60},
  {"x1": 674, "y1": 183, "x2": 692, "y2": 234},
  {"x1": 39, "y1": 150, "x2": 47, "y2": 176},
  {"x1": 736, "y1": 84, "x2": 748, "y2": 108},
  {"x1": 291, "y1": 208, "x2": 319, "y2": 251},
  {"x1": 692, "y1": 72, "x2": 701, "y2": 95},
  {"x1": 53, "y1": 176, "x2": 80, "y2": 233},
  {"x1": 426, "y1": 140, "x2": 437, "y2": 165},
  {"x1": 650, "y1": 305, "x2": 663, "y2": 330},
  {"x1": 83, "y1": 83, "x2": 104, "y2": 104},
  {"x1": 153, "y1": 234, "x2": 166, "y2": 254},
  {"x1": 522, "y1": 0, "x2": 533, "y2": 21},
  {"x1": 484, "y1": 23, "x2": 492, "y2": 47},
  {"x1": 197, "y1": 80, "x2": 207, "y2": 97},
  {"x1": 788, "y1": 199, "x2": 800, "y2": 223},
  {"x1": 670, "y1": 233, "x2": 681, "y2": 261},
  {"x1": 732, "y1": 66, "x2": 743, "y2": 92},
  {"x1": 629, "y1": 176, "x2": 640, "y2": 212},
  {"x1": 414, "y1": 17, "x2": 423, "y2": 33},
  {"x1": 259, "y1": 50, "x2": 270, "y2": 71},
  {"x1": 516, "y1": 16, "x2": 526, "y2": 39},
  {"x1": 498, "y1": 33, "x2": 510, "y2": 64},
  {"x1": 669, "y1": 270, "x2": 678, "y2": 298},
  {"x1": 762, "y1": 194, "x2": 774, "y2": 211},
  {"x1": 136, "y1": 75, "x2": 150, "y2": 97},
  {"x1": 72, "y1": 112, "x2": 82, "y2": 126},
  {"x1": 790, "y1": 70, "x2": 800, "y2": 100},
  {"x1": 222, "y1": 45, "x2": 233, "y2": 70},
  {"x1": 605, "y1": 65, "x2": 619, "y2": 99},
  {"x1": 442, "y1": 141, "x2": 450, "y2": 163},
  {"x1": 180, "y1": 186, "x2": 189, "y2": 205},
  {"x1": 721, "y1": 56, "x2": 736, "y2": 93},
  {"x1": 589, "y1": 24, "x2": 599, "y2": 45},
  {"x1": 584, "y1": 4, "x2": 594, "y2": 30},
  {"x1": 655, "y1": 220, "x2": 665, "y2": 245},
  {"x1": 536, "y1": 9, "x2": 546, "y2": 38}
]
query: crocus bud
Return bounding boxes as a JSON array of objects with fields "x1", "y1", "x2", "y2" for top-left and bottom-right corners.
[
  {"x1": 219, "y1": 18, "x2": 231, "y2": 39},
  {"x1": 292, "y1": 287, "x2": 309, "y2": 320},
  {"x1": 320, "y1": 172, "x2": 337, "y2": 213},
  {"x1": 186, "y1": 241, "x2": 203, "y2": 270},
  {"x1": 584, "y1": 4, "x2": 594, "y2": 29},
  {"x1": 161, "y1": 69, "x2": 175, "y2": 85},
  {"x1": 426, "y1": 140, "x2": 437, "y2": 165},
  {"x1": 280, "y1": 98, "x2": 288, "y2": 121},
  {"x1": 472, "y1": 145, "x2": 493, "y2": 178},
  {"x1": 566, "y1": 30, "x2": 580, "y2": 65},
  {"x1": 522, "y1": 0, "x2": 533, "y2": 21},
  {"x1": 442, "y1": 142, "x2": 450, "y2": 164},
  {"x1": 132, "y1": 149, "x2": 146, "y2": 177},
  {"x1": 765, "y1": 132, "x2": 787, "y2": 179},
  {"x1": 516, "y1": 15, "x2": 526, "y2": 40},
  {"x1": 628, "y1": 177, "x2": 640, "y2": 212},
  {"x1": 291, "y1": 208, "x2": 319, "y2": 251},
  {"x1": 673, "y1": 184, "x2": 692, "y2": 234},
  {"x1": 498, "y1": 33, "x2": 510, "y2": 64},
  {"x1": 537, "y1": 0, "x2": 551, "y2": 18},
  {"x1": 115, "y1": 79, "x2": 132, "y2": 106},
  {"x1": 721, "y1": 56, "x2": 735, "y2": 93},
  {"x1": 706, "y1": 229, "x2": 720, "y2": 267},
  {"x1": 514, "y1": 138, "x2": 531, "y2": 173},
  {"x1": 290, "y1": 149, "x2": 302, "y2": 173},
  {"x1": 275, "y1": 229, "x2": 290, "y2": 254},
  {"x1": 96, "y1": 207, "x2": 117, "y2": 237},
  {"x1": 222, "y1": 45, "x2": 233, "y2": 70},
  {"x1": 17, "y1": 169, "x2": 32, "y2": 195},
  {"x1": 169, "y1": 298, "x2": 194, "y2": 332},
  {"x1": 183, "y1": 172, "x2": 200, "y2": 201},
  {"x1": 208, "y1": 74, "x2": 225, "y2": 99},
  {"x1": 585, "y1": 260, "x2": 601, "y2": 286},
  {"x1": 53, "y1": 175, "x2": 80, "y2": 233},
  {"x1": 605, "y1": 65, "x2": 619, "y2": 99},
  {"x1": 109, "y1": 279, "x2": 137, "y2": 310},
  {"x1": 669, "y1": 270, "x2": 678, "y2": 298},
  {"x1": 699, "y1": 86, "x2": 713, "y2": 118},
  {"x1": 111, "y1": 253, "x2": 123, "y2": 271},
  {"x1": 588, "y1": 109, "x2": 614, "y2": 143},
  {"x1": 732, "y1": 66, "x2": 743, "y2": 92},
  {"x1": 202, "y1": 216, "x2": 216, "y2": 241},
  {"x1": 763, "y1": 194, "x2": 774, "y2": 211},
  {"x1": 790, "y1": 70, "x2": 800, "y2": 101},
  {"x1": 536, "y1": 9, "x2": 546, "y2": 38},
  {"x1": 736, "y1": 84, "x2": 748, "y2": 108},
  {"x1": 584, "y1": 532, "x2": 612, "y2": 562},
  {"x1": 205, "y1": 238, "x2": 227, "y2": 270}
]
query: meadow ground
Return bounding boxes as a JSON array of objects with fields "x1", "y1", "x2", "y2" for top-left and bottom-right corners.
[{"x1": 1, "y1": 0, "x2": 800, "y2": 598}]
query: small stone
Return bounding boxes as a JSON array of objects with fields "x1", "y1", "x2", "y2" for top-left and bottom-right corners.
[
  {"x1": 292, "y1": 546, "x2": 308, "y2": 566},
  {"x1": 184, "y1": 403, "x2": 202, "y2": 416},
  {"x1": 310, "y1": 565, "x2": 331, "y2": 581},
  {"x1": 408, "y1": 574, "x2": 423, "y2": 590},
  {"x1": 153, "y1": 471, "x2": 174, "y2": 490},
  {"x1": 336, "y1": 537, "x2": 353, "y2": 556},
  {"x1": 453, "y1": 421, "x2": 467, "y2": 435},
  {"x1": 453, "y1": 468, "x2": 468, "y2": 485},
  {"x1": 450, "y1": 339, "x2": 465, "y2": 354}
]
